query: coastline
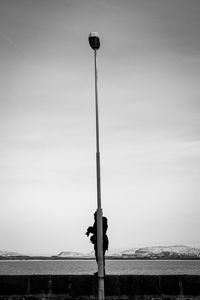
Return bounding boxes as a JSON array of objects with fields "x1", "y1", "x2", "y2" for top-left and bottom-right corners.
[{"x1": 1, "y1": 256, "x2": 200, "y2": 260}]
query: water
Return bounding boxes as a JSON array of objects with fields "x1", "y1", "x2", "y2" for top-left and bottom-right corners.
[{"x1": 0, "y1": 260, "x2": 199, "y2": 275}]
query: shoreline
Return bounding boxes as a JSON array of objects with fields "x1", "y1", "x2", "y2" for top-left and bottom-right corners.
[{"x1": 1, "y1": 257, "x2": 200, "y2": 261}]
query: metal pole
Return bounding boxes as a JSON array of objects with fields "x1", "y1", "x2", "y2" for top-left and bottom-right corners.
[{"x1": 94, "y1": 48, "x2": 105, "y2": 300}]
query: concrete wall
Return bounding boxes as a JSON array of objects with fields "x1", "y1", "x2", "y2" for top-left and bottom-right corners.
[{"x1": 0, "y1": 275, "x2": 200, "y2": 299}]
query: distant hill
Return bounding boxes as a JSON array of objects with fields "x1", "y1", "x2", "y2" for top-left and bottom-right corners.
[
  {"x1": 58, "y1": 251, "x2": 84, "y2": 258},
  {"x1": 0, "y1": 250, "x2": 24, "y2": 257},
  {"x1": 0, "y1": 245, "x2": 200, "y2": 260},
  {"x1": 111, "y1": 245, "x2": 200, "y2": 259},
  {"x1": 56, "y1": 245, "x2": 200, "y2": 259}
]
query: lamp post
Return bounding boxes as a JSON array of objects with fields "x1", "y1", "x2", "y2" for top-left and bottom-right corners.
[{"x1": 88, "y1": 32, "x2": 104, "y2": 300}]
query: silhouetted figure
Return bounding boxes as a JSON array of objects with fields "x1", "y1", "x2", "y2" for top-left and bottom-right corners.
[{"x1": 86, "y1": 211, "x2": 109, "y2": 268}]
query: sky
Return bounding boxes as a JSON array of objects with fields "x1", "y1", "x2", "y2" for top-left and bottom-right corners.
[{"x1": 0, "y1": 0, "x2": 200, "y2": 255}]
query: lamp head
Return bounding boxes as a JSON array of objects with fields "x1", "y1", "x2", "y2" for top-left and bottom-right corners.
[{"x1": 88, "y1": 32, "x2": 100, "y2": 50}]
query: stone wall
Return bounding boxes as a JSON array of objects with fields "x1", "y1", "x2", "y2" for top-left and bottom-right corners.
[{"x1": 0, "y1": 275, "x2": 200, "y2": 299}]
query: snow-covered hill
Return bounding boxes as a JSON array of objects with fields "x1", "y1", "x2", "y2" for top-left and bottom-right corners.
[
  {"x1": 120, "y1": 245, "x2": 200, "y2": 258},
  {"x1": 58, "y1": 251, "x2": 84, "y2": 258},
  {"x1": 0, "y1": 250, "x2": 23, "y2": 257},
  {"x1": 1, "y1": 245, "x2": 200, "y2": 259},
  {"x1": 57, "y1": 245, "x2": 200, "y2": 259}
]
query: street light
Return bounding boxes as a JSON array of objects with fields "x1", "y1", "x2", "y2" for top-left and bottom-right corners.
[{"x1": 88, "y1": 32, "x2": 105, "y2": 300}]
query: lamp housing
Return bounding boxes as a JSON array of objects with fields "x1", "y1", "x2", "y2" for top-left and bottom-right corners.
[{"x1": 89, "y1": 32, "x2": 100, "y2": 50}]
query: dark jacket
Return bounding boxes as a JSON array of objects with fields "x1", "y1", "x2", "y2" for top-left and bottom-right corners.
[{"x1": 86, "y1": 217, "x2": 108, "y2": 251}]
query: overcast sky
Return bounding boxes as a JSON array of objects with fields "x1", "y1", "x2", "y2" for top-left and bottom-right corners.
[{"x1": 0, "y1": 0, "x2": 200, "y2": 255}]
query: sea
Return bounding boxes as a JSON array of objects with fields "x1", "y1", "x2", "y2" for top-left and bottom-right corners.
[{"x1": 0, "y1": 260, "x2": 199, "y2": 275}]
